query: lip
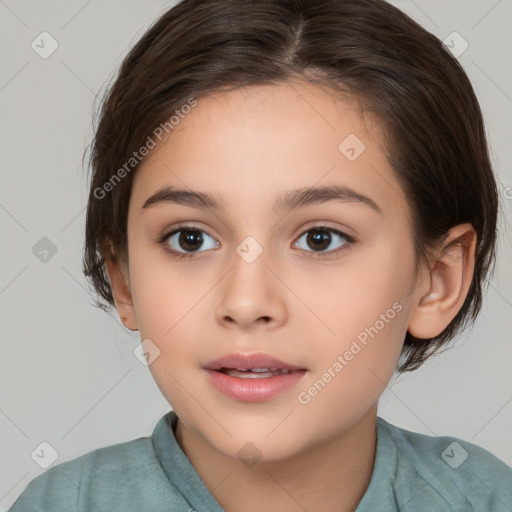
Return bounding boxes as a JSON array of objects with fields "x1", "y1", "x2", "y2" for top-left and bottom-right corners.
[
  {"x1": 205, "y1": 368, "x2": 307, "y2": 402},
  {"x1": 203, "y1": 352, "x2": 308, "y2": 403},
  {"x1": 203, "y1": 352, "x2": 306, "y2": 371}
]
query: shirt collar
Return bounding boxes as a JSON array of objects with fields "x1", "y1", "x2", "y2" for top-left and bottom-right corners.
[{"x1": 151, "y1": 410, "x2": 396, "y2": 511}]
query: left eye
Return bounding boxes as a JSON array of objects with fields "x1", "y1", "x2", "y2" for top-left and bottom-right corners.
[
  {"x1": 159, "y1": 225, "x2": 352, "y2": 259},
  {"x1": 294, "y1": 227, "x2": 352, "y2": 255}
]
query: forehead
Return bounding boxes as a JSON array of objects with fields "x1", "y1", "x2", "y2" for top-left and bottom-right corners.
[{"x1": 129, "y1": 81, "x2": 407, "y2": 221}]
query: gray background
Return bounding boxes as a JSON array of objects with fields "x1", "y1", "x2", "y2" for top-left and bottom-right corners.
[{"x1": 1, "y1": 0, "x2": 511, "y2": 509}]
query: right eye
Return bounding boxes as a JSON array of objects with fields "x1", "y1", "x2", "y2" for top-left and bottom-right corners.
[{"x1": 159, "y1": 225, "x2": 220, "y2": 259}]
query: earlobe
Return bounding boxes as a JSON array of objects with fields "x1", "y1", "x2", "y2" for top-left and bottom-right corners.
[
  {"x1": 407, "y1": 223, "x2": 477, "y2": 339},
  {"x1": 104, "y1": 250, "x2": 138, "y2": 332}
]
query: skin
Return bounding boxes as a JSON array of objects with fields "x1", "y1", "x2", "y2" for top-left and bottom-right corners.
[{"x1": 105, "y1": 80, "x2": 477, "y2": 512}]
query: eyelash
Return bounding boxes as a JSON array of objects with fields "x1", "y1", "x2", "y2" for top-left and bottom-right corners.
[{"x1": 157, "y1": 224, "x2": 355, "y2": 261}]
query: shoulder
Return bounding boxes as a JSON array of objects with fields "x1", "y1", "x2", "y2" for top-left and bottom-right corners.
[
  {"x1": 8, "y1": 435, "x2": 169, "y2": 512},
  {"x1": 377, "y1": 417, "x2": 512, "y2": 511}
]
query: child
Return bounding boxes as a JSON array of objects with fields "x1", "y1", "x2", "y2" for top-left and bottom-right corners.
[{"x1": 9, "y1": 0, "x2": 512, "y2": 510}]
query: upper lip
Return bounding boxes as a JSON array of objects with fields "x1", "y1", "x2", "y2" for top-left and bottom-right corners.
[{"x1": 204, "y1": 352, "x2": 306, "y2": 371}]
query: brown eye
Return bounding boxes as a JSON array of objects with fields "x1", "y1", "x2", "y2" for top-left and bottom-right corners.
[
  {"x1": 177, "y1": 230, "x2": 204, "y2": 252},
  {"x1": 160, "y1": 226, "x2": 219, "y2": 258},
  {"x1": 294, "y1": 227, "x2": 353, "y2": 256},
  {"x1": 305, "y1": 229, "x2": 331, "y2": 251}
]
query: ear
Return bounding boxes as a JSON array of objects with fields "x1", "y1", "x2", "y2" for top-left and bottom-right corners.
[
  {"x1": 407, "y1": 223, "x2": 477, "y2": 339},
  {"x1": 104, "y1": 246, "x2": 138, "y2": 332}
]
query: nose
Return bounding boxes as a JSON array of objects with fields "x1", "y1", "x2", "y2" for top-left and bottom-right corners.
[{"x1": 215, "y1": 249, "x2": 287, "y2": 331}]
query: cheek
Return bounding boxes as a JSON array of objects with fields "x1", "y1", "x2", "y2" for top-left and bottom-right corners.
[
  {"x1": 126, "y1": 246, "x2": 212, "y2": 405},
  {"x1": 308, "y1": 239, "x2": 412, "y2": 342},
  {"x1": 299, "y1": 240, "x2": 413, "y2": 398},
  {"x1": 127, "y1": 235, "x2": 206, "y2": 338}
]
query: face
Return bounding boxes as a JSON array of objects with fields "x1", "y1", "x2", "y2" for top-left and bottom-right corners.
[{"x1": 120, "y1": 81, "x2": 422, "y2": 461}]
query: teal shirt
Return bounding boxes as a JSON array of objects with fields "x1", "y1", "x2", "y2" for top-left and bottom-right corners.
[{"x1": 8, "y1": 411, "x2": 512, "y2": 511}]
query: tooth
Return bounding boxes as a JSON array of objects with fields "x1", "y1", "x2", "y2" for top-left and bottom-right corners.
[{"x1": 223, "y1": 368, "x2": 292, "y2": 378}]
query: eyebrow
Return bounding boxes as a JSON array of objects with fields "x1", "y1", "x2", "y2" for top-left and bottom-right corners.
[{"x1": 141, "y1": 184, "x2": 383, "y2": 215}]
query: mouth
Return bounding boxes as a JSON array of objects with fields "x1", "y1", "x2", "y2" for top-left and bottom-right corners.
[
  {"x1": 204, "y1": 351, "x2": 306, "y2": 373},
  {"x1": 203, "y1": 352, "x2": 307, "y2": 402},
  {"x1": 215, "y1": 367, "x2": 301, "y2": 378}
]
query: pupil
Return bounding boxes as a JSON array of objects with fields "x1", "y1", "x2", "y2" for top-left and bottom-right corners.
[
  {"x1": 308, "y1": 229, "x2": 330, "y2": 251},
  {"x1": 179, "y1": 230, "x2": 203, "y2": 251},
  {"x1": 177, "y1": 229, "x2": 331, "y2": 253}
]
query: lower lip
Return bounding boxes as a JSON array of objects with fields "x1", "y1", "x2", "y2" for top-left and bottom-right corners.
[{"x1": 205, "y1": 369, "x2": 307, "y2": 402}]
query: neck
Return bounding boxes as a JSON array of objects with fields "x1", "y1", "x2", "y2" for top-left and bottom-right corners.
[{"x1": 174, "y1": 406, "x2": 378, "y2": 512}]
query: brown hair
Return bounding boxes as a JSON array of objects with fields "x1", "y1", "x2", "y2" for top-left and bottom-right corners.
[{"x1": 83, "y1": 0, "x2": 499, "y2": 373}]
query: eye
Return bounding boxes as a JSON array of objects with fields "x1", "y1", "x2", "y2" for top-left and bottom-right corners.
[
  {"x1": 158, "y1": 225, "x2": 219, "y2": 259},
  {"x1": 293, "y1": 226, "x2": 353, "y2": 258},
  {"x1": 158, "y1": 224, "x2": 353, "y2": 261}
]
